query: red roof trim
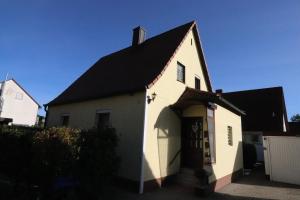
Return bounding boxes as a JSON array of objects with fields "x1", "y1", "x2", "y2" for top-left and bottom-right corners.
[
  {"x1": 146, "y1": 21, "x2": 213, "y2": 92},
  {"x1": 146, "y1": 22, "x2": 195, "y2": 88}
]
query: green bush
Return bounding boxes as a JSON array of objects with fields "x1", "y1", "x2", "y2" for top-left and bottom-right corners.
[
  {"x1": 0, "y1": 126, "x2": 120, "y2": 199},
  {"x1": 76, "y1": 128, "x2": 120, "y2": 199},
  {"x1": 30, "y1": 127, "x2": 81, "y2": 194},
  {"x1": 0, "y1": 125, "x2": 36, "y2": 199},
  {"x1": 0, "y1": 126, "x2": 34, "y2": 182}
]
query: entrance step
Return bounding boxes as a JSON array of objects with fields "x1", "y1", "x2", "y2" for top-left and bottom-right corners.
[
  {"x1": 176, "y1": 168, "x2": 213, "y2": 196},
  {"x1": 194, "y1": 184, "x2": 213, "y2": 197},
  {"x1": 177, "y1": 168, "x2": 199, "y2": 187},
  {"x1": 180, "y1": 168, "x2": 196, "y2": 176}
]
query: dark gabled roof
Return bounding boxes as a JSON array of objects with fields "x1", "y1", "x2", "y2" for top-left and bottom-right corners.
[
  {"x1": 222, "y1": 87, "x2": 289, "y2": 132},
  {"x1": 1, "y1": 79, "x2": 41, "y2": 108},
  {"x1": 171, "y1": 87, "x2": 245, "y2": 116},
  {"x1": 47, "y1": 21, "x2": 212, "y2": 106}
]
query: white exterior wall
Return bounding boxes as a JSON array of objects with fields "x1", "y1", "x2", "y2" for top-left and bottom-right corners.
[
  {"x1": 210, "y1": 105, "x2": 243, "y2": 183},
  {"x1": 144, "y1": 29, "x2": 210, "y2": 182},
  {"x1": 0, "y1": 80, "x2": 39, "y2": 126},
  {"x1": 143, "y1": 27, "x2": 243, "y2": 186}
]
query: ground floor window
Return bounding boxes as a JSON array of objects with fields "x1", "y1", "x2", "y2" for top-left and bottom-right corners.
[
  {"x1": 95, "y1": 111, "x2": 110, "y2": 129},
  {"x1": 61, "y1": 114, "x2": 70, "y2": 127},
  {"x1": 207, "y1": 108, "x2": 216, "y2": 163},
  {"x1": 227, "y1": 126, "x2": 233, "y2": 146}
]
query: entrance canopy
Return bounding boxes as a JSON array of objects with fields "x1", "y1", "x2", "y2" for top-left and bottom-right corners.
[{"x1": 171, "y1": 87, "x2": 245, "y2": 116}]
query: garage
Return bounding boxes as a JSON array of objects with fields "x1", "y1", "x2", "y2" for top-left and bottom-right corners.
[{"x1": 263, "y1": 136, "x2": 300, "y2": 185}]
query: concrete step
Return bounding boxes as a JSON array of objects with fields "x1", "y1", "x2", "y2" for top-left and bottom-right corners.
[
  {"x1": 177, "y1": 168, "x2": 200, "y2": 187},
  {"x1": 180, "y1": 168, "x2": 195, "y2": 176},
  {"x1": 176, "y1": 174, "x2": 199, "y2": 187},
  {"x1": 194, "y1": 184, "x2": 213, "y2": 197}
]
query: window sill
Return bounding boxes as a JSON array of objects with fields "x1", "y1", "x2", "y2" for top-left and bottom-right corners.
[{"x1": 177, "y1": 79, "x2": 185, "y2": 84}]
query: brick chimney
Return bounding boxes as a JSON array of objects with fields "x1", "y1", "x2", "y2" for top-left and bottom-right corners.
[
  {"x1": 132, "y1": 26, "x2": 146, "y2": 46},
  {"x1": 216, "y1": 89, "x2": 223, "y2": 96}
]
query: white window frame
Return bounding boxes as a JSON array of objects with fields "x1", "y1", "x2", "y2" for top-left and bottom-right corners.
[{"x1": 177, "y1": 62, "x2": 185, "y2": 83}]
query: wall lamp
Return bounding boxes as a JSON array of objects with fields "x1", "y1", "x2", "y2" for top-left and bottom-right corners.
[{"x1": 147, "y1": 92, "x2": 157, "y2": 104}]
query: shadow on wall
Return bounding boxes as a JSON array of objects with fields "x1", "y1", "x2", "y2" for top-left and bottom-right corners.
[
  {"x1": 154, "y1": 106, "x2": 181, "y2": 183},
  {"x1": 208, "y1": 141, "x2": 244, "y2": 191},
  {"x1": 142, "y1": 106, "x2": 245, "y2": 193}
]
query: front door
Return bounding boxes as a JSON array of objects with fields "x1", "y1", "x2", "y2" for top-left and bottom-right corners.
[{"x1": 181, "y1": 117, "x2": 203, "y2": 169}]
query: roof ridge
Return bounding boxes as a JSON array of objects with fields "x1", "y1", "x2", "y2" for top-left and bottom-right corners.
[
  {"x1": 145, "y1": 21, "x2": 195, "y2": 42},
  {"x1": 224, "y1": 86, "x2": 283, "y2": 94},
  {"x1": 99, "y1": 21, "x2": 195, "y2": 61}
]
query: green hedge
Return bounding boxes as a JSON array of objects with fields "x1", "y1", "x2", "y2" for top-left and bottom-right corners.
[
  {"x1": 77, "y1": 128, "x2": 120, "y2": 199},
  {"x1": 0, "y1": 126, "x2": 120, "y2": 199}
]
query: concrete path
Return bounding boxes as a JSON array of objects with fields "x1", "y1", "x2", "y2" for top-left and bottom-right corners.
[{"x1": 113, "y1": 167, "x2": 300, "y2": 200}]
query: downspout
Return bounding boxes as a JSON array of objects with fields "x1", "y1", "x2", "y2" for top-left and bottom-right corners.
[
  {"x1": 44, "y1": 104, "x2": 49, "y2": 128},
  {"x1": 139, "y1": 87, "x2": 149, "y2": 194},
  {"x1": 0, "y1": 83, "x2": 4, "y2": 115},
  {"x1": 0, "y1": 74, "x2": 8, "y2": 115}
]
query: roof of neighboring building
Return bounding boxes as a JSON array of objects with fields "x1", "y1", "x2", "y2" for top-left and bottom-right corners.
[
  {"x1": 47, "y1": 21, "x2": 212, "y2": 106},
  {"x1": 1, "y1": 79, "x2": 41, "y2": 108},
  {"x1": 171, "y1": 87, "x2": 245, "y2": 116},
  {"x1": 222, "y1": 87, "x2": 289, "y2": 132},
  {"x1": 288, "y1": 122, "x2": 300, "y2": 133}
]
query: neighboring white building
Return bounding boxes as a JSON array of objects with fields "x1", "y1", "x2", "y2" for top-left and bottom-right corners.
[{"x1": 0, "y1": 79, "x2": 40, "y2": 126}]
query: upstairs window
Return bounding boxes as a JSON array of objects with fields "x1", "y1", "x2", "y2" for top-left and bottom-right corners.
[
  {"x1": 61, "y1": 115, "x2": 70, "y2": 127},
  {"x1": 195, "y1": 77, "x2": 200, "y2": 90},
  {"x1": 177, "y1": 62, "x2": 185, "y2": 83},
  {"x1": 227, "y1": 126, "x2": 233, "y2": 146},
  {"x1": 15, "y1": 92, "x2": 23, "y2": 100},
  {"x1": 95, "y1": 111, "x2": 110, "y2": 130}
]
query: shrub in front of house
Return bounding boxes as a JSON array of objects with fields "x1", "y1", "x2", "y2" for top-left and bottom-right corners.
[
  {"x1": 76, "y1": 128, "x2": 120, "y2": 199},
  {"x1": 0, "y1": 126, "x2": 120, "y2": 199},
  {"x1": 30, "y1": 127, "x2": 81, "y2": 197},
  {"x1": 0, "y1": 126, "x2": 34, "y2": 181}
]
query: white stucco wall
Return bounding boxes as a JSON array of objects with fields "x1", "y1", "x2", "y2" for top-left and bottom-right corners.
[
  {"x1": 0, "y1": 80, "x2": 39, "y2": 126},
  {"x1": 144, "y1": 28, "x2": 210, "y2": 181},
  {"x1": 209, "y1": 105, "x2": 243, "y2": 182}
]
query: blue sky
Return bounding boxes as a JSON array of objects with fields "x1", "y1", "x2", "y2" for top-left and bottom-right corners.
[{"x1": 0, "y1": 0, "x2": 299, "y2": 118}]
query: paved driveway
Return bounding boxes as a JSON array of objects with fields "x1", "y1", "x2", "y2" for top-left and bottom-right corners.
[{"x1": 114, "y1": 167, "x2": 300, "y2": 200}]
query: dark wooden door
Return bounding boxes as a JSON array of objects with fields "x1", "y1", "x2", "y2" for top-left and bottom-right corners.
[{"x1": 181, "y1": 117, "x2": 203, "y2": 169}]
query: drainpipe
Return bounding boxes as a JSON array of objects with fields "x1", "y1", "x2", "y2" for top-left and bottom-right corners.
[
  {"x1": 139, "y1": 87, "x2": 149, "y2": 194},
  {"x1": 0, "y1": 73, "x2": 9, "y2": 115},
  {"x1": 44, "y1": 104, "x2": 48, "y2": 128}
]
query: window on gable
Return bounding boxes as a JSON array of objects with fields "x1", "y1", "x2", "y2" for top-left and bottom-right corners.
[
  {"x1": 195, "y1": 77, "x2": 200, "y2": 90},
  {"x1": 15, "y1": 92, "x2": 23, "y2": 100},
  {"x1": 177, "y1": 62, "x2": 185, "y2": 83},
  {"x1": 61, "y1": 115, "x2": 70, "y2": 127},
  {"x1": 95, "y1": 112, "x2": 110, "y2": 130},
  {"x1": 227, "y1": 126, "x2": 233, "y2": 146}
]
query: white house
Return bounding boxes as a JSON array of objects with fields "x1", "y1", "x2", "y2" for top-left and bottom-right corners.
[
  {"x1": 0, "y1": 79, "x2": 40, "y2": 126},
  {"x1": 46, "y1": 21, "x2": 244, "y2": 193}
]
